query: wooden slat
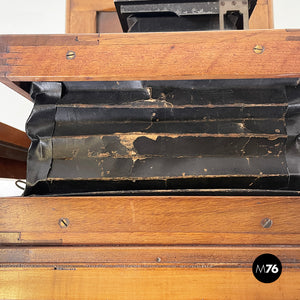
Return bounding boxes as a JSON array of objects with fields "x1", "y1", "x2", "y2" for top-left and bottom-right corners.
[
  {"x1": 0, "y1": 123, "x2": 29, "y2": 178},
  {"x1": 1, "y1": 267, "x2": 300, "y2": 299},
  {"x1": 1, "y1": 196, "x2": 300, "y2": 245},
  {"x1": 250, "y1": 0, "x2": 274, "y2": 29},
  {"x1": 66, "y1": 0, "x2": 71, "y2": 33},
  {"x1": 0, "y1": 158, "x2": 26, "y2": 179},
  {"x1": 0, "y1": 78, "x2": 32, "y2": 101},
  {"x1": 0, "y1": 30, "x2": 300, "y2": 84},
  {"x1": 1, "y1": 246, "x2": 300, "y2": 265},
  {"x1": 0, "y1": 122, "x2": 30, "y2": 149}
]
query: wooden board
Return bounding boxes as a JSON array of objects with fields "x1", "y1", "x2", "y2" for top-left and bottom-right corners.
[
  {"x1": 0, "y1": 158, "x2": 26, "y2": 179},
  {"x1": 0, "y1": 122, "x2": 30, "y2": 149},
  {"x1": 250, "y1": 0, "x2": 274, "y2": 29},
  {"x1": 66, "y1": 0, "x2": 274, "y2": 33},
  {"x1": 1, "y1": 196, "x2": 300, "y2": 245},
  {"x1": 0, "y1": 30, "x2": 300, "y2": 86},
  {"x1": 0, "y1": 122, "x2": 29, "y2": 178},
  {"x1": 1, "y1": 246, "x2": 300, "y2": 265},
  {"x1": 1, "y1": 267, "x2": 300, "y2": 300},
  {"x1": 1, "y1": 195, "x2": 299, "y2": 298}
]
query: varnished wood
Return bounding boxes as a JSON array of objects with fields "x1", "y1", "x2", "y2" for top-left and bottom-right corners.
[
  {"x1": 0, "y1": 158, "x2": 26, "y2": 179},
  {"x1": 69, "y1": 0, "x2": 115, "y2": 12},
  {"x1": 1, "y1": 267, "x2": 300, "y2": 299},
  {"x1": 1, "y1": 196, "x2": 300, "y2": 245},
  {"x1": 69, "y1": 10, "x2": 97, "y2": 33},
  {"x1": 0, "y1": 122, "x2": 30, "y2": 149},
  {"x1": 0, "y1": 78, "x2": 32, "y2": 101},
  {"x1": 250, "y1": 0, "x2": 274, "y2": 29},
  {"x1": 0, "y1": 30, "x2": 300, "y2": 86},
  {"x1": 0, "y1": 123, "x2": 29, "y2": 178},
  {"x1": 1, "y1": 246, "x2": 300, "y2": 265}
]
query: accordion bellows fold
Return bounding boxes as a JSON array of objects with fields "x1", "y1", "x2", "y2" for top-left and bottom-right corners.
[{"x1": 24, "y1": 79, "x2": 300, "y2": 196}]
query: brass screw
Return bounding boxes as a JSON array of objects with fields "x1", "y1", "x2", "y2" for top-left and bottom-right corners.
[
  {"x1": 66, "y1": 51, "x2": 76, "y2": 60},
  {"x1": 253, "y1": 45, "x2": 264, "y2": 54},
  {"x1": 261, "y1": 218, "x2": 273, "y2": 229},
  {"x1": 59, "y1": 218, "x2": 70, "y2": 228}
]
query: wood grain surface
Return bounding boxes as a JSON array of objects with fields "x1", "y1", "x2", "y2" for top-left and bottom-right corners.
[
  {"x1": 0, "y1": 158, "x2": 26, "y2": 179},
  {"x1": 1, "y1": 196, "x2": 300, "y2": 245},
  {"x1": 0, "y1": 30, "x2": 299, "y2": 83},
  {"x1": 1, "y1": 267, "x2": 300, "y2": 300},
  {"x1": 249, "y1": 0, "x2": 274, "y2": 29},
  {"x1": 1, "y1": 246, "x2": 300, "y2": 266},
  {"x1": 0, "y1": 122, "x2": 30, "y2": 149},
  {"x1": 0, "y1": 122, "x2": 29, "y2": 178}
]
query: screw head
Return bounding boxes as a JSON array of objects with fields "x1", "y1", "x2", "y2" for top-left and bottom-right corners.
[
  {"x1": 242, "y1": 0, "x2": 248, "y2": 4},
  {"x1": 220, "y1": 1, "x2": 225, "y2": 6},
  {"x1": 66, "y1": 51, "x2": 76, "y2": 60},
  {"x1": 261, "y1": 218, "x2": 273, "y2": 229},
  {"x1": 59, "y1": 218, "x2": 70, "y2": 228},
  {"x1": 156, "y1": 257, "x2": 162, "y2": 263},
  {"x1": 253, "y1": 45, "x2": 264, "y2": 54},
  {"x1": 232, "y1": 1, "x2": 237, "y2": 5}
]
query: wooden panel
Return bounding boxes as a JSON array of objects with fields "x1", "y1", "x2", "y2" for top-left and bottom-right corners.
[
  {"x1": 0, "y1": 122, "x2": 30, "y2": 149},
  {"x1": 0, "y1": 30, "x2": 300, "y2": 84},
  {"x1": 66, "y1": 0, "x2": 71, "y2": 33},
  {"x1": 1, "y1": 267, "x2": 300, "y2": 299},
  {"x1": 1, "y1": 246, "x2": 300, "y2": 265},
  {"x1": 1, "y1": 196, "x2": 300, "y2": 245},
  {"x1": 70, "y1": 0, "x2": 115, "y2": 12},
  {"x1": 250, "y1": 0, "x2": 274, "y2": 29},
  {"x1": 97, "y1": 12, "x2": 123, "y2": 33},
  {"x1": 69, "y1": 10, "x2": 97, "y2": 33},
  {"x1": 0, "y1": 157, "x2": 26, "y2": 179}
]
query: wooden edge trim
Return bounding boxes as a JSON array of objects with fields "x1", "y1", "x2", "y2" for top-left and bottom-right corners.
[
  {"x1": 268, "y1": 0, "x2": 274, "y2": 29},
  {"x1": 0, "y1": 30, "x2": 300, "y2": 83},
  {"x1": 0, "y1": 78, "x2": 32, "y2": 101},
  {"x1": 66, "y1": 0, "x2": 71, "y2": 33},
  {"x1": 0, "y1": 122, "x2": 30, "y2": 149},
  {"x1": 70, "y1": 0, "x2": 116, "y2": 12},
  {"x1": 1, "y1": 246, "x2": 300, "y2": 265},
  {"x1": 1, "y1": 267, "x2": 300, "y2": 300},
  {"x1": 1, "y1": 196, "x2": 300, "y2": 245},
  {"x1": 0, "y1": 157, "x2": 26, "y2": 179}
]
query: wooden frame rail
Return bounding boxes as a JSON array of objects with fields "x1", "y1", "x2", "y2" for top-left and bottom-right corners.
[
  {"x1": 1, "y1": 195, "x2": 300, "y2": 299},
  {"x1": 1, "y1": 196, "x2": 300, "y2": 245},
  {"x1": 0, "y1": 122, "x2": 30, "y2": 178},
  {"x1": 0, "y1": 29, "x2": 300, "y2": 100}
]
